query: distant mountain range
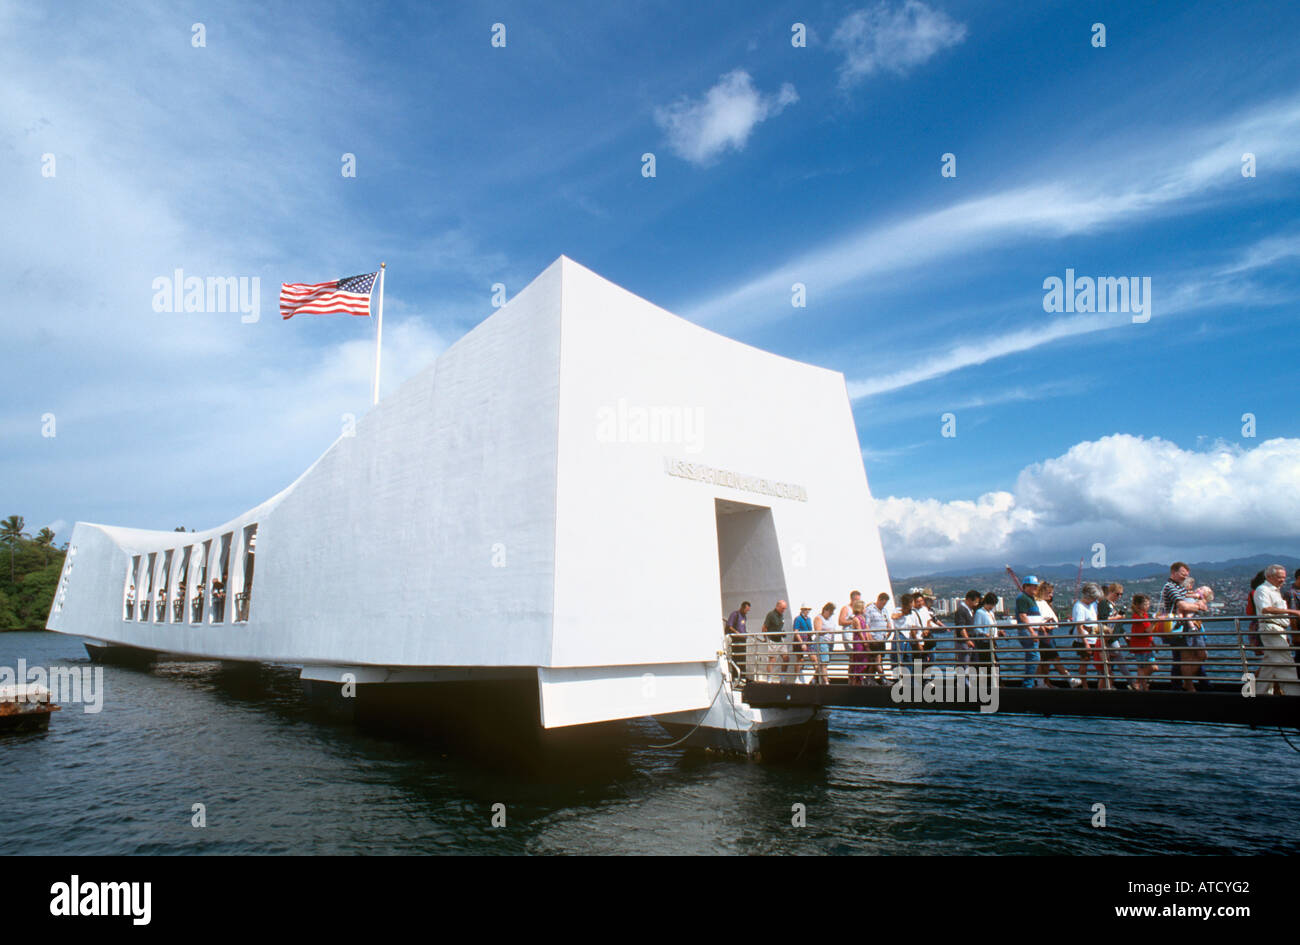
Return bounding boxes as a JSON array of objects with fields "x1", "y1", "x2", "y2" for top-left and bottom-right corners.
[{"x1": 898, "y1": 553, "x2": 1300, "y2": 585}]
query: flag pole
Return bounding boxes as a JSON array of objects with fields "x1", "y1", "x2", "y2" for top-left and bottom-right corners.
[{"x1": 372, "y1": 262, "x2": 385, "y2": 405}]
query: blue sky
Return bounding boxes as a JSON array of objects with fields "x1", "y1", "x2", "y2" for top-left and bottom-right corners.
[{"x1": 4, "y1": 0, "x2": 1299, "y2": 574}]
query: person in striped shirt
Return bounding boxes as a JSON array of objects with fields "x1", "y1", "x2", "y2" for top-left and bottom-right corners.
[{"x1": 1161, "y1": 561, "x2": 1207, "y2": 691}]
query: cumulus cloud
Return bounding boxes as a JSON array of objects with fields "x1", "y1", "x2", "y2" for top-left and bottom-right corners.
[
  {"x1": 832, "y1": 1, "x2": 967, "y2": 86},
  {"x1": 654, "y1": 70, "x2": 798, "y2": 165},
  {"x1": 876, "y1": 435, "x2": 1300, "y2": 574}
]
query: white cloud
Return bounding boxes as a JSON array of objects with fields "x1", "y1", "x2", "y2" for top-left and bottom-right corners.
[
  {"x1": 847, "y1": 310, "x2": 1123, "y2": 400},
  {"x1": 688, "y1": 88, "x2": 1300, "y2": 329},
  {"x1": 2, "y1": 316, "x2": 447, "y2": 532},
  {"x1": 722, "y1": 95, "x2": 1299, "y2": 313},
  {"x1": 654, "y1": 70, "x2": 797, "y2": 165},
  {"x1": 876, "y1": 435, "x2": 1300, "y2": 573},
  {"x1": 845, "y1": 264, "x2": 1279, "y2": 400},
  {"x1": 0, "y1": 2, "x2": 488, "y2": 532},
  {"x1": 832, "y1": 1, "x2": 967, "y2": 86},
  {"x1": 683, "y1": 95, "x2": 1300, "y2": 394},
  {"x1": 1215, "y1": 233, "x2": 1300, "y2": 276},
  {"x1": 859, "y1": 378, "x2": 1091, "y2": 432}
]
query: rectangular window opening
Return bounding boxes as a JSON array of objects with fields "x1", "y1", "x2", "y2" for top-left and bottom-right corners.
[
  {"x1": 174, "y1": 546, "x2": 192, "y2": 622},
  {"x1": 157, "y1": 549, "x2": 174, "y2": 622},
  {"x1": 235, "y1": 524, "x2": 257, "y2": 623},
  {"x1": 143, "y1": 552, "x2": 158, "y2": 622},
  {"x1": 191, "y1": 541, "x2": 211, "y2": 624},
  {"x1": 125, "y1": 555, "x2": 141, "y2": 620},
  {"x1": 210, "y1": 532, "x2": 233, "y2": 623}
]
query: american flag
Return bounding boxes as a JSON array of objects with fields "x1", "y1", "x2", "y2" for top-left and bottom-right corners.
[{"x1": 280, "y1": 271, "x2": 378, "y2": 319}]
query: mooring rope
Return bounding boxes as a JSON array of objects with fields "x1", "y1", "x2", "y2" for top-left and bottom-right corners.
[{"x1": 648, "y1": 674, "x2": 729, "y2": 749}]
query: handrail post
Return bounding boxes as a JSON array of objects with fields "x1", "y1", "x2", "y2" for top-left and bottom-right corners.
[{"x1": 1235, "y1": 618, "x2": 1248, "y2": 678}]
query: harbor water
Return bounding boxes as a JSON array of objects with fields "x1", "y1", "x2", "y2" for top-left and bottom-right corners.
[{"x1": 2, "y1": 630, "x2": 1296, "y2": 855}]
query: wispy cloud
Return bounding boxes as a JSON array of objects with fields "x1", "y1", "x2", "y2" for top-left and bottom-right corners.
[
  {"x1": 868, "y1": 379, "x2": 1092, "y2": 426},
  {"x1": 848, "y1": 311, "x2": 1122, "y2": 400},
  {"x1": 654, "y1": 70, "x2": 797, "y2": 166},
  {"x1": 684, "y1": 95, "x2": 1300, "y2": 331},
  {"x1": 832, "y1": 1, "x2": 967, "y2": 86},
  {"x1": 848, "y1": 259, "x2": 1289, "y2": 400},
  {"x1": 1215, "y1": 232, "x2": 1300, "y2": 276},
  {"x1": 861, "y1": 441, "x2": 927, "y2": 463}
]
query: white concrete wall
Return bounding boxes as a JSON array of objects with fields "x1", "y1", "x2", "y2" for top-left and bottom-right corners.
[
  {"x1": 51, "y1": 259, "x2": 566, "y2": 667},
  {"x1": 48, "y1": 256, "x2": 894, "y2": 725},
  {"x1": 250, "y1": 258, "x2": 563, "y2": 667},
  {"x1": 549, "y1": 259, "x2": 892, "y2": 671}
]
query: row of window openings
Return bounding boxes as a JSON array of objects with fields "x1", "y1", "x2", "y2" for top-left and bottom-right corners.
[
  {"x1": 52, "y1": 544, "x2": 78, "y2": 616},
  {"x1": 122, "y1": 525, "x2": 256, "y2": 625}
]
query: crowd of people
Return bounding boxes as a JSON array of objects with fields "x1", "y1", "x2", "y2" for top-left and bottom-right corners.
[
  {"x1": 124, "y1": 576, "x2": 225, "y2": 621},
  {"x1": 723, "y1": 561, "x2": 1300, "y2": 695}
]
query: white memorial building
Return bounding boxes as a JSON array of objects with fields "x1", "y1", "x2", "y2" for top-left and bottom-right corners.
[{"x1": 47, "y1": 257, "x2": 893, "y2": 756}]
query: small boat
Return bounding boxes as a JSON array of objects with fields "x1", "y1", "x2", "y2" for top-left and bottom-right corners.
[{"x1": 0, "y1": 684, "x2": 61, "y2": 733}]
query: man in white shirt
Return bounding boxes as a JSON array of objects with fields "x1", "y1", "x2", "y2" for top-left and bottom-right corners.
[
  {"x1": 913, "y1": 590, "x2": 934, "y2": 627},
  {"x1": 838, "y1": 590, "x2": 862, "y2": 640},
  {"x1": 914, "y1": 589, "x2": 942, "y2": 667},
  {"x1": 862, "y1": 593, "x2": 893, "y2": 684},
  {"x1": 1252, "y1": 564, "x2": 1300, "y2": 695},
  {"x1": 864, "y1": 593, "x2": 893, "y2": 638},
  {"x1": 1072, "y1": 582, "x2": 1111, "y2": 690},
  {"x1": 891, "y1": 592, "x2": 924, "y2": 676}
]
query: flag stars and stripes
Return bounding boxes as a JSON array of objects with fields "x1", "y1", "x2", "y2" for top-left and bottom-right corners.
[{"x1": 280, "y1": 271, "x2": 378, "y2": 319}]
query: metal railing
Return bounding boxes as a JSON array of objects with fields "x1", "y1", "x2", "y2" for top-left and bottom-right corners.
[{"x1": 725, "y1": 615, "x2": 1299, "y2": 695}]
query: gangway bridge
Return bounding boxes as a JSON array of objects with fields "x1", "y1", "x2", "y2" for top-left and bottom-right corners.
[{"x1": 731, "y1": 615, "x2": 1300, "y2": 730}]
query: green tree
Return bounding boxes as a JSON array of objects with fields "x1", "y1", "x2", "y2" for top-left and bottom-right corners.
[
  {"x1": 0, "y1": 587, "x2": 16, "y2": 629},
  {"x1": 1, "y1": 515, "x2": 29, "y2": 582},
  {"x1": 34, "y1": 527, "x2": 56, "y2": 565},
  {"x1": 16, "y1": 561, "x2": 62, "y2": 628}
]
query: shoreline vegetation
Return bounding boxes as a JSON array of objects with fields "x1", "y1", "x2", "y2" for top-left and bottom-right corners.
[{"x1": 1, "y1": 515, "x2": 66, "y2": 631}]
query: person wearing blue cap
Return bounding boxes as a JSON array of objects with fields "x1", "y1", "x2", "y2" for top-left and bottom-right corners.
[{"x1": 1014, "y1": 575, "x2": 1044, "y2": 688}]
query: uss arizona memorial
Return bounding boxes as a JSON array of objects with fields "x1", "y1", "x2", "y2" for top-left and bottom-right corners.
[{"x1": 47, "y1": 257, "x2": 892, "y2": 754}]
